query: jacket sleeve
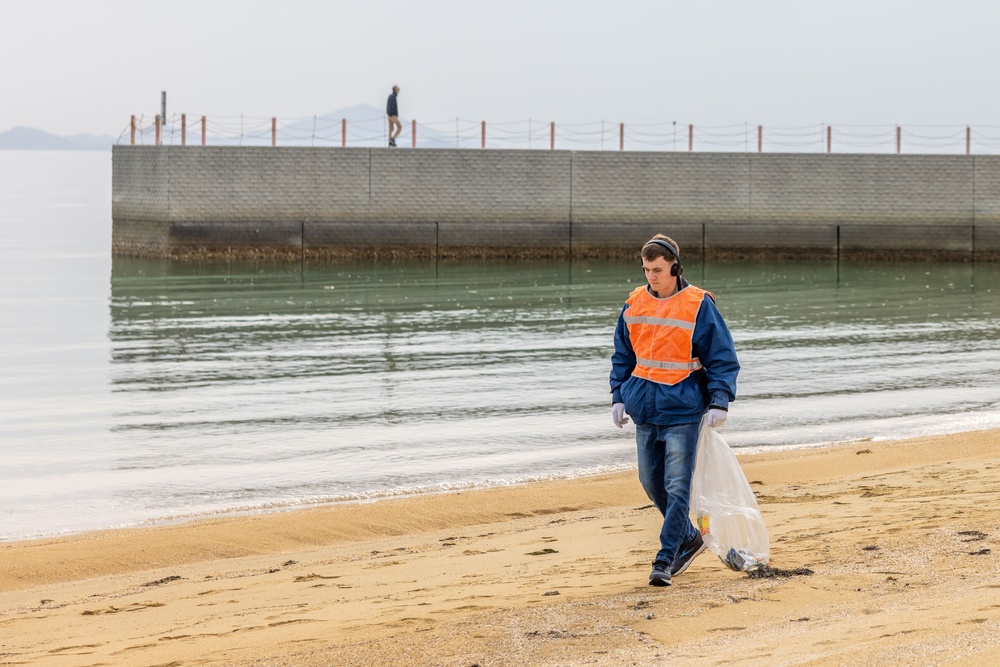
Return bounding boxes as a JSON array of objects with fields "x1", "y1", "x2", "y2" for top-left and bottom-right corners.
[
  {"x1": 609, "y1": 304, "x2": 635, "y2": 404},
  {"x1": 693, "y1": 296, "x2": 739, "y2": 410}
]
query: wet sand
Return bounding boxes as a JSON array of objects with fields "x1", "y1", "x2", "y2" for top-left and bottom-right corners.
[{"x1": 2, "y1": 428, "x2": 999, "y2": 666}]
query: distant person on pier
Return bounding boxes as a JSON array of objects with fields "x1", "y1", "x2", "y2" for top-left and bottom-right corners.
[
  {"x1": 386, "y1": 85, "x2": 401, "y2": 147},
  {"x1": 609, "y1": 234, "x2": 740, "y2": 587}
]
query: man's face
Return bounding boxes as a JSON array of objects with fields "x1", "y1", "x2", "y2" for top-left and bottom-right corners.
[
  {"x1": 394, "y1": 86, "x2": 400, "y2": 94},
  {"x1": 642, "y1": 256, "x2": 677, "y2": 296}
]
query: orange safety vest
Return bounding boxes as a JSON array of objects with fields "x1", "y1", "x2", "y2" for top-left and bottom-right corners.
[{"x1": 624, "y1": 285, "x2": 713, "y2": 386}]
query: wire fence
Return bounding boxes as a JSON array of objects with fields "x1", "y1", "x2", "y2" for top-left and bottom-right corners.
[{"x1": 119, "y1": 113, "x2": 1000, "y2": 155}]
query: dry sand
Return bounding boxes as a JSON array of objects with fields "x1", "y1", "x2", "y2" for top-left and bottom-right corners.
[{"x1": 2, "y1": 428, "x2": 999, "y2": 666}]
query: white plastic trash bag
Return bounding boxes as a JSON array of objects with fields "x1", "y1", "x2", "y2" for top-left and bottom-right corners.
[{"x1": 690, "y1": 416, "x2": 769, "y2": 571}]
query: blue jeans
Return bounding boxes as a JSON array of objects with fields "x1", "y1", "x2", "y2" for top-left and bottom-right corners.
[{"x1": 635, "y1": 421, "x2": 700, "y2": 564}]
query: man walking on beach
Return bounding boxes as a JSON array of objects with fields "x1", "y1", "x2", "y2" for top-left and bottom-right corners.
[
  {"x1": 610, "y1": 235, "x2": 740, "y2": 586},
  {"x1": 386, "y1": 85, "x2": 401, "y2": 147}
]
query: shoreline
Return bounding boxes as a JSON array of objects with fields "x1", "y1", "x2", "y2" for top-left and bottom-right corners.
[
  {"x1": 6, "y1": 423, "x2": 996, "y2": 547},
  {"x1": 2, "y1": 427, "x2": 1000, "y2": 665},
  {"x1": 0, "y1": 443, "x2": 905, "y2": 546}
]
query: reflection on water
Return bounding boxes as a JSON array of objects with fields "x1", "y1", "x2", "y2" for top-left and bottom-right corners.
[
  {"x1": 106, "y1": 258, "x2": 631, "y2": 522},
  {"x1": 4, "y1": 252, "x2": 1000, "y2": 541},
  {"x1": 717, "y1": 261, "x2": 1000, "y2": 447},
  {"x1": 100, "y1": 258, "x2": 1000, "y2": 530}
]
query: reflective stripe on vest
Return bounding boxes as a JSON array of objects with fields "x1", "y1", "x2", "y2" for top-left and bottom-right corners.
[
  {"x1": 625, "y1": 284, "x2": 711, "y2": 386},
  {"x1": 623, "y1": 315, "x2": 696, "y2": 330},
  {"x1": 635, "y1": 357, "x2": 704, "y2": 371}
]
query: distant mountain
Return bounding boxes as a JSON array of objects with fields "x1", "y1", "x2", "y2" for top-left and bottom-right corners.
[
  {"x1": 0, "y1": 126, "x2": 114, "y2": 151},
  {"x1": 258, "y1": 104, "x2": 463, "y2": 148},
  {"x1": 294, "y1": 103, "x2": 387, "y2": 127}
]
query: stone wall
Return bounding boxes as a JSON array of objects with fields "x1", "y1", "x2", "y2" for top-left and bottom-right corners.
[{"x1": 112, "y1": 146, "x2": 1000, "y2": 260}]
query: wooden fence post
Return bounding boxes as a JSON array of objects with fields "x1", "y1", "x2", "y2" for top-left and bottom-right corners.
[
  {"x1": 412, "y1": 119, "x2": 417, "y2": 148},
  {"x1": 550, "y1": 122, "x2": 555, "y2": 150},
  {"x1": 758, "y1": 125, "x2": 762, "y2": 153},
  {"x1": 688, "y1": 124, "x2": 693, "y2": 152},
  {"x1": 181, "y1": 114, "x2": 187, "y2": 146},
  {"x1": 481, "y1": 121, "x2": 486, "y2": 149},
  {"x1": 130, "y1": 115, "x2": 136, "y2": 145},
  {"x1": 155, "y1": 116, "x2": 161, "y2": 145},
  {"x1": 619, "y1": 123, "x2": 624, "y2": 151},
  {"x1": 272, "y1": 117, "x2": 277, "y2": 147},
  {"x1": 201, "y1": 116, "x2": 206, "y2": 146},
  {"x1": 342, "y1": 118, "x2": 346, "y2": 147}
]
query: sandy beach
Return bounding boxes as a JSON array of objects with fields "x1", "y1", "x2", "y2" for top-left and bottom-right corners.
[{"x1": 2, "y1": 428, "x2": 999, "y2": 666}]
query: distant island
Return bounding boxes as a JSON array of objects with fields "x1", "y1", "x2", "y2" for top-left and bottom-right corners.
[
  {"x1": 0, "y1": 105, "x2": 392, "y2": 151},
  {"x1": 0, "y1": 126, "x2": 116, "y2": 151}
]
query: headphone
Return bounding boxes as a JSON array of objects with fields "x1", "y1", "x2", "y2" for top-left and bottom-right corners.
[{"x1": 643, "y1": 238, "x2": 684, "y2": 277}]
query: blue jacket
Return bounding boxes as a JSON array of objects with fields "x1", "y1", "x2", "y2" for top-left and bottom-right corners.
[
  {"x1": 387, "y1": 93, "x2": 398, "y2": 117},
  {"x1": 610, "y1": 283, "x2": 739, "y2": 426}
]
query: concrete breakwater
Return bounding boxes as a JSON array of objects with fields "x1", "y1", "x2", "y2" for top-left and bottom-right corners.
[{"x1": 112, "y1": 146, "x2": 1000, "y2": 261}]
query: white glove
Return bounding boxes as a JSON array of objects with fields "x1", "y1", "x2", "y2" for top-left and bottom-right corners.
[
  {"x1": 706, "y1": 408, "x2": 728, "y2": 428},
  {"x1": 612, "y1": 403, "x2": 628, "y2": 428}
]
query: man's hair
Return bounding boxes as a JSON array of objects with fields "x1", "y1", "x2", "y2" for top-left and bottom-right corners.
[{"x1": 641, "y1": 234, "x2": 680, "y2": 262}]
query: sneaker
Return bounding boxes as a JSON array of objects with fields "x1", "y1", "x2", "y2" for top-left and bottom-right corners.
[
  {"x1": 388, "y1": 138, "x2": 396, "y2": 147},
  {"x1": 648, "y1": 561, "x2": 671, "y2": 587},
  {"x1": 671, "y1": 531, "x2": 706, "y2": 576}
]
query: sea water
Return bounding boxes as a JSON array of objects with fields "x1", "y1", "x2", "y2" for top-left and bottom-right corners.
[{"x1": 2, "y1": 151, "x2": 1000, "y2": 541}]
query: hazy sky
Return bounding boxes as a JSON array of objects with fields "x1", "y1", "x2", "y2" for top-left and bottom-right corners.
[{"x1": 2, "y1": 0, "x2": 996, "y2": 137}]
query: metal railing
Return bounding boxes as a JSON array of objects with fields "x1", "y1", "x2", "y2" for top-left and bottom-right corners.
[{"x1": 120, "y1": 114, "x2": 1000, "y2": 155}]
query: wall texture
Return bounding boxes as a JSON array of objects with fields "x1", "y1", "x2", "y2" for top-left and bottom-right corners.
[{"x1": 112, "y1": 146, "x2": 1000, "y2": 260}]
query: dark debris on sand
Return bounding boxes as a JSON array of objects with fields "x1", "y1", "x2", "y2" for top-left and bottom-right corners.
[{"x1": 747, "y1": 565, "x2": 815, "y2": 579}]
